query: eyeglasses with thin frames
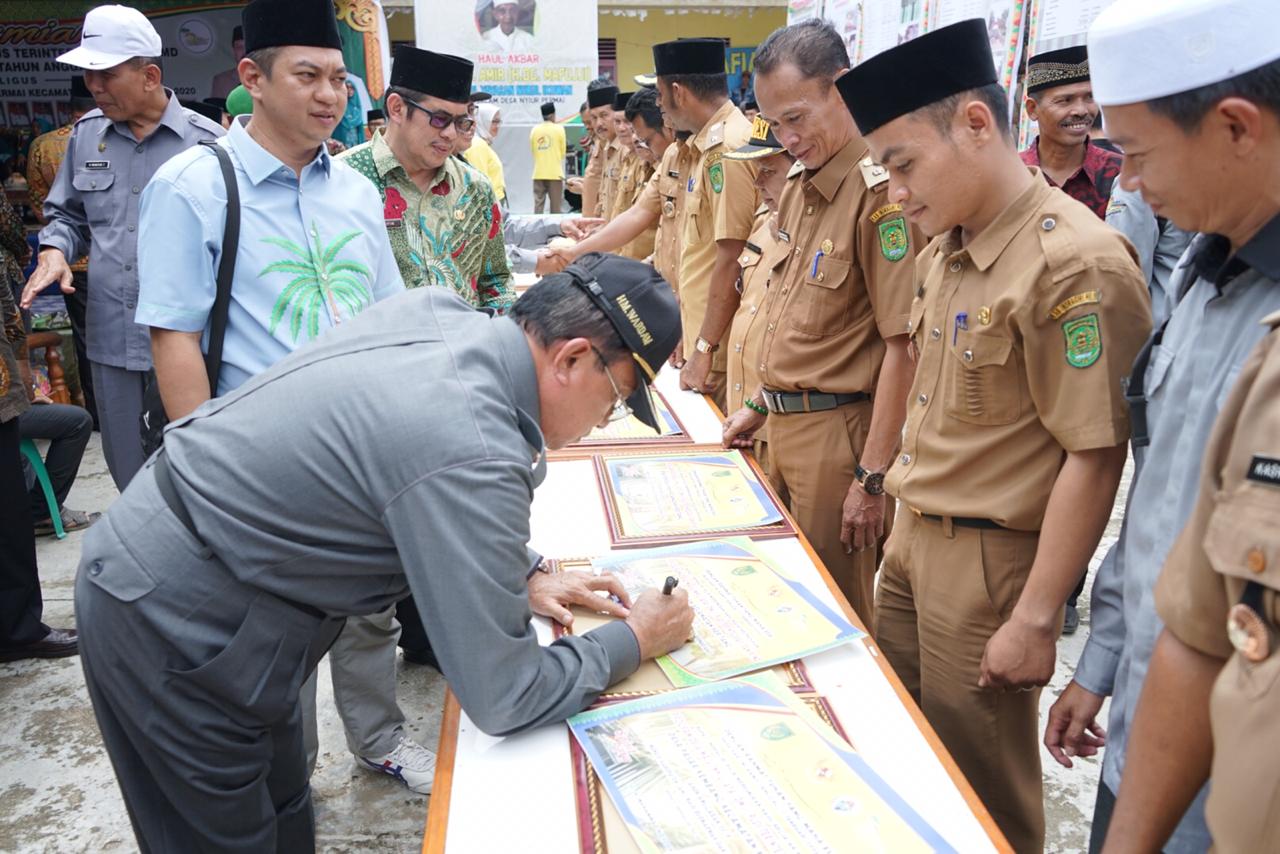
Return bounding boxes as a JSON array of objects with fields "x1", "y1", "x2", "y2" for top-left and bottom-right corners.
[
  {"x1": 590, "y1": 345, "x2": 632, "y2": 423},
  {"x1": 402, "y1": 98, "x2": 475, "y2": 132}
]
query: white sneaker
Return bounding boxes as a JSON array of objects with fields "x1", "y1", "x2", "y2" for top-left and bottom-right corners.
[{"x1": 357, "y1": 735, "x2": 436, "y2": 795}]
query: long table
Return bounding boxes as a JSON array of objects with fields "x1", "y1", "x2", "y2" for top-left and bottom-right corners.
[{"x1": 423, "y1": 369, "x2": 1010, "y2": 852}]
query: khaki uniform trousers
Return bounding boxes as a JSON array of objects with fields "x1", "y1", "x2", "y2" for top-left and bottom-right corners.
[
  {"x1": 766, "y1": 400, "x2": 888, "y2": 626},
  {"x1": 875, "y1": 507, "x2": 1055, "y2": 854}
]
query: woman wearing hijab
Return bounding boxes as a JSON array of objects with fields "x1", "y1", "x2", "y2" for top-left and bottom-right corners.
[
  {"x1": 334, "y1": 80, "x2": 365, "y2": 148},
  {"x1": 467, "y1": 102, "x2": 507, "y2": 209}
]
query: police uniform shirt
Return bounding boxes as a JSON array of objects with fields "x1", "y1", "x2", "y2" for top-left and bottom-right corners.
[
  {"x1": 727, "y1": 208, "x2": 786, "y2": 408},
  {"x1": 678, "y1": 99, "x2": 758, "y2": 371},
  {"x1": 885, "y1": 173, "x2": 1152, "y2": 530},
  {"x1": 1154, "y1": 306, "x2": 1280, "y2": 854},
  {"x1": 37, "y1": 90, "x2": 223, "y2": 370},
  {"x1": 759, "y1": 140, "x2": 918, "y2": 396}
]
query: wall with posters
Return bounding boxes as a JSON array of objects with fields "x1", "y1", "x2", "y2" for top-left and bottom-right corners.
[{"x1": 599, "y1": 7, "x2": 784, "y2": 88}]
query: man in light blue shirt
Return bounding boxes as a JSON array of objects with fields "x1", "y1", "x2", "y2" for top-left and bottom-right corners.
[{"x1": 136, "y1": 0, "x2": 435, "y2": 798}]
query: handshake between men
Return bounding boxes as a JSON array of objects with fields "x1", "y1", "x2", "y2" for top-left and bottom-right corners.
[{"x1": 533, "y1": 217, "x2": 606, "y2": 276}]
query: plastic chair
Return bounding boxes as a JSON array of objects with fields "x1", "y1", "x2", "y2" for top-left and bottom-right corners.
[{"x1": 19, "y1": 438, "x2": 65, "y2": 540}]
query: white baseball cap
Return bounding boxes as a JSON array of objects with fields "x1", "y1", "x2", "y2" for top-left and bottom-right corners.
[
  {"x1": 1090, "y1": 0, "x2": 1280, "y2": 106},
  {"x1": 58, "y1": 5, "x2": 163, "y2": 71}
]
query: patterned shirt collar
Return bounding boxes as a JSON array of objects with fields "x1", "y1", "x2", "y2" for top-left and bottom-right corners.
[
  {"x1": 227, "y1": 115, "x2": 332, "y2": 185},
  {"x1": 371, "y1": 128, "x2": 451, "y2": 193}
]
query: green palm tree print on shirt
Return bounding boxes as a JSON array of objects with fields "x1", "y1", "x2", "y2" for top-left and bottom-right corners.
[{"x1": 262, "y1": 226, "x2": 373, "y2": 342}]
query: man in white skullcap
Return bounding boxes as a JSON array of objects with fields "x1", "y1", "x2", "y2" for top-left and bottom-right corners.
[{"x1": 1070, "y1": 1, "x2": 1280, "y2": 852}]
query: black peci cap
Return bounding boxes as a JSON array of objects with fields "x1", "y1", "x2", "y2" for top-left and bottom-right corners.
[
  {"x1": 562, "y1": 253, "x2": 681, "y2": 432},
  {"x1": 366, "y1": 108, "x2": 385, "y2": 122},
  {"x1": 613, "y1": 91, "x2": 634, "y2": 112},
  {"x1": 1025, "y1": 45, "x2": 1090, "y2": 95},
  {"x1": 232, "y1": 24, "x2": 243, "y2": 42},
  {"x1": 242, "y1": 0, "x2": 342, "y2": 53},
  {"x1": 587, "y1": 85, "x2": 619, "y2": 109},
  {"x1": 540, "y1": 101, "x2": 556, "y2": 117},
  {"x1": 836, "y1": 19, "x2": 997, "y2": 135},
  {"x1": 390, "y1": 46, "x2": 474, "y2": 104},
  {"x1": 653, "y1": 38, "x2": 726, "y2": 76},
  {"x1": 469, "y1": 90, "x2": 493, "y2": 103}
]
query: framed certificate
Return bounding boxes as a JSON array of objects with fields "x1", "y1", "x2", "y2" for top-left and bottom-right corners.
[
  {"x1": 593, "y1": 449, "x2": 795, "y2": 547},
  {"x1": 566, "y1": 673, "x2": 955, "y2": 854},
  {"x1": 550, "y1": 540, "x2": 862, "y2": 688},
  {"x1": 568, "y1": 389, "x2": 692, "y2": 449}
]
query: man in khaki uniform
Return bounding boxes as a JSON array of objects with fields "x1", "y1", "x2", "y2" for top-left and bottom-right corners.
[
  {"x1": 722, "y1": 115, "x2": 794, "y2": 495},
  {"x1": 579, "y1": 83, "x2": 617, "y2": 217},
  {"x1": 608, "y1": 91, "x2": 656, "y2": 259},
  {"x1": 841, "y1": 21, "x2": 1152, "y2": 851},
  {"x1": 721, "y1": 21, "x2": 919, "y2": 624},
  {"x1": 654, "y1": 38, "x2": 759, "y2": 412},
  {"x1": 596, "y1": 97, "x2": 625, "y2": 220},
  {"x1": 1075, "y1": 1, "x2": 1280, "y2": 851}
]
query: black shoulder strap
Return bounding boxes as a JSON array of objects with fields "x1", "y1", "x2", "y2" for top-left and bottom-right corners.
[{"x1": 198, "y1": 139, "x2": 239, "y2": 391}]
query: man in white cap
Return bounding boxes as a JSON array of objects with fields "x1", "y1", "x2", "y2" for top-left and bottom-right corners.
[
  {"x1": 20, "y1": 4, "x2": 223, "y2": 490},
  {"x1": 1063, "y1": 1, "x2": 1280, "y2": 852}
]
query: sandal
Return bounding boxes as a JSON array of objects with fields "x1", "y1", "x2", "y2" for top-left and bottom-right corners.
[{"x1": 34, "y1": 507, "x2": 101, "y2": 536}]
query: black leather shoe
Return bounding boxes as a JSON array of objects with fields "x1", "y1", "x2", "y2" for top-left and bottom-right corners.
[{"x1": 0, "y1": 628, "x2": 79, "y2": 662}]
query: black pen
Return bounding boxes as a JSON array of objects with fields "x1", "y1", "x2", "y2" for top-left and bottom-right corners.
[{"x1": 662, "y1": 576, "x2": 679, "y2": 596}]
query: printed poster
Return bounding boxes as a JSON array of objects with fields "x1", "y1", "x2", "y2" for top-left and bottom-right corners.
[
  {"x1": 588, "y1": 539, "x2": 863, "y2": 686},
  {"x1": 578, "y1": 392, "x2": 686, "y2": 445},
  {"x1": 854, "y1": 0, "x2": 930, "y2": 63},
  {"x1": 568, "y1": 672, "x2": 959, "y2": 854},
  {"x1": 414, "y1": 0, "x2": 597, "y2": 125},
  {"x1": 824, "y1": 0, "x2": 863, "y2": 58},
  {"x1": 932, "y1": 0, "x2": 1027, "y2": 97}
]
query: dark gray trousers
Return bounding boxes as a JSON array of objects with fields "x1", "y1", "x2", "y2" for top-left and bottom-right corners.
[{"x1": 76, "y1": 466, "x2": 343, "y2": 852}]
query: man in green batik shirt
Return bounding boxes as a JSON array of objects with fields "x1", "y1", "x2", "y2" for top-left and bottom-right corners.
[{"x1": 340, "y1": 46, "x2": 514, "y2": 311}]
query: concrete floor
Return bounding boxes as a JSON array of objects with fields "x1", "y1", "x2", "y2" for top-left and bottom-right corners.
[{"x1": 0, "y1": 434, "x2": 1124, "y2": 852}]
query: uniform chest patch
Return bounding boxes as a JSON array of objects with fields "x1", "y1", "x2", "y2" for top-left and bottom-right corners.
[
  {"x1": 1247, "y1": 456, "x2": 1280, "y2": 487},
  {"x1": 1063, "y1": 313, "x2": 1102, "y2": 368}
]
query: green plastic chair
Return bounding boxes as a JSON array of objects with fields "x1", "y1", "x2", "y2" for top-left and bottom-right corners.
[{"x1": 19, "y1": 438, "x2": 65, "y2": 540}]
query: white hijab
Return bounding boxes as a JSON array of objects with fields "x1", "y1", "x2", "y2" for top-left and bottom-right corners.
[{"x1": 476, "y1": 103, "x2": 501, "y2": 142}]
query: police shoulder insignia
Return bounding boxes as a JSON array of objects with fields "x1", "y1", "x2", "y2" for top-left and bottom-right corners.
[
  {"x1": 1063, "y1": 313, "x2": 1102, "y2": 368},
  {"x1": 708, "y1": 161, "x2": 724, "y2": 194},
  {"x1": 877, "y1": 217, "x2": 909, "y2": 262},
  {"x1": 859, "y1": 157, "x2": 889, "y2": 189}
]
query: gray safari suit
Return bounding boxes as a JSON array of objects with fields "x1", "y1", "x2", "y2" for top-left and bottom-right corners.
[{"x1": 76, "y1": 287, "x2": 641, "y2": 851}]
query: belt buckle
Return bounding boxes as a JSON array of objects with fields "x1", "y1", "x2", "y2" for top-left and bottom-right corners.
[{"x1": 762, "y1": 389, "x2": 781, "y2": 414}]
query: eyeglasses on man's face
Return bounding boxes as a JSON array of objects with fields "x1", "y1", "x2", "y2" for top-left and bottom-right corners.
[
  {"x1": 403, "y1": 98, "x2": 475, "y2": 132},
  {"x1": 590, "y1": 345, "x2": 632, "y2": 423}
]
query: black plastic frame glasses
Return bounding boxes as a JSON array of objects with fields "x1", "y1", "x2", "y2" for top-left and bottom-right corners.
[{"x1": 403, "y1": 98, "x2": 475, "y2": 132}]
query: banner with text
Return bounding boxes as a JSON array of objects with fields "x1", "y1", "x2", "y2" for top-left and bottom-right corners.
[{"x1": 413, "y1": 0, "x2": 597, "y2": 126}]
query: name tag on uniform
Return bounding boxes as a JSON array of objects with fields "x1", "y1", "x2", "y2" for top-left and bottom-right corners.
[
  {"x1": 777, "y1": 229, "x2": 791, "y2": 243},
  {"x1": 667, "y1": 170, "x2": 680, "y2": 178},
  {"x1": 385, "y1": 219, "x2": 403, "y2": 229},
  {"x1": 84, "y1": 160, "x2": 110, "y2": 170}
]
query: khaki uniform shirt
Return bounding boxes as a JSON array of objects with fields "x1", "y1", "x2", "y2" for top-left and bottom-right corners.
[
  {"x1": 581, "y1": 138, "x2": 603, "y2": 217},
  {"x1": 678, "y1": 101, "x2": 758, "y2": 372},
  {"x1": 613, "y1": 154, "x2": 656, "y2": 260},
  {"x1": 885, "y1": 173, "x2": 1152, "y2": 530},
  {"x1": 634, "y1": 139, "x2": 691, "y2": 294},
  {"x1": 1154, "y1": 310, "x2": 1280, "y2": 854},
  {"x1": 727, "y1": 208, "x2": 786, "y2": 413},
  {"x1": 598, "y1": 138, "x2": 625, "y2": 220},
  {"x1": 759, "y1": 141, "x2": 918, "y2": 395}
]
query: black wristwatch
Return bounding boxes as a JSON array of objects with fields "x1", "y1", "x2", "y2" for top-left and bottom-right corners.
[{"x1": 854, "y1": 464, "x2": 885, "y2": 496}]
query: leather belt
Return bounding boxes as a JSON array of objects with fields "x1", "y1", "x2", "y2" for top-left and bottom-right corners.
[
  {"x1": 760, "y1": 389, "x2": 870, "y2": 414},
  {"x1": 910, "y1": 505, "x2": 1008, "y2": 530},
  {"x1": 153, "y1": 452, "x2": 327, "y2": 621}
]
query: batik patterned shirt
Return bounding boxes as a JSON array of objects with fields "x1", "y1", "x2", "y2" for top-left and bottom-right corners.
[
  {"x1": 1020, "y1": 136, "x2": 1123, "y2": 220},
  {"x1": 339, "y1": 130, "x2": 513, "y2": 311}
]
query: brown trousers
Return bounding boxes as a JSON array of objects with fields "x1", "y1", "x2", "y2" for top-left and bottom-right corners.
[
  {"x1": 766, "y1": 401, "x2": 887, "y2": 626},
  {"x1": 532, "y1": 179, "x2": 563, "y2": 214},
  {"x1": 875, "y1": 508, "x2": 1052, "y2": 854}
]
